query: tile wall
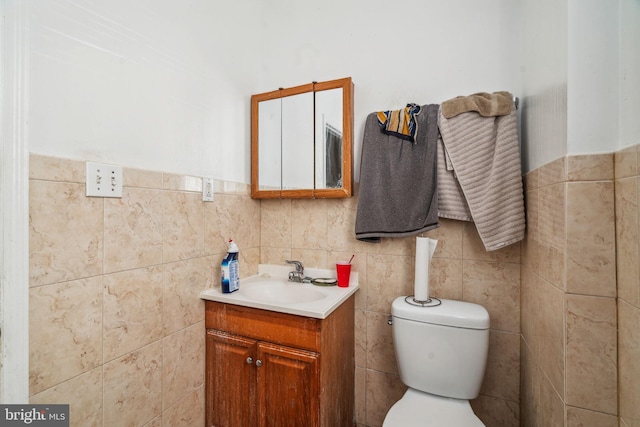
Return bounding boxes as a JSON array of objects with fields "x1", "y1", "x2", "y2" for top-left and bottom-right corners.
[
  {"x1": 520, "y1": 154, "x2": 619, "y2": 426},
  {"x1": 28, "y1": 153, "x2": 521, "y2": 427},
  {"x1": 28, "y1": 154, "x2": 261, "y2": 426},
  {"x1": 32, "y1": 149, "x2": 639, "y2": 427},
  {"x1": 615, "y1": 144, "x2": 640, "y2": 427}
]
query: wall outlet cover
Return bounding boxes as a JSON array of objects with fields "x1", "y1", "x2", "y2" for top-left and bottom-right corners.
[{"x1": 86, "y1": 162, "x2": 123, "y2": 198}]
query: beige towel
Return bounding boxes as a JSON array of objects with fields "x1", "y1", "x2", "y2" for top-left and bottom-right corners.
[
  {"x1": 437, "y1": 135, "x2": 472, "y2": 221},
  {"x1": 438, "y1": 106, "x2": 525, "y2": 251},
  {"x1": 441, "y1": 91, "x2": 513, "y2": 119}
]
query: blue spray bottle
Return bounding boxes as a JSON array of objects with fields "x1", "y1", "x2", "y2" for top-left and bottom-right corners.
[{"x1": 221, "y1": 239, "x2": 239, "y2": 293}]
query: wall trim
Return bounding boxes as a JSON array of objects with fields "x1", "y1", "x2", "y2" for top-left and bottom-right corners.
[{"x1": 0, "y1": 0, "x2": 30, "y2": 402}]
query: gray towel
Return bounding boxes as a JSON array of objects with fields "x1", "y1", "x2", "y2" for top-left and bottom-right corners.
[
  {"x1": 355, "y1": 104, "x2": 440, "y2": 242},
  {"x1": 438, "y1": 106, "x2": 525, "y2": 250}
]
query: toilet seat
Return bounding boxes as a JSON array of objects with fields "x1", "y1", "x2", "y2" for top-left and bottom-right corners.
[{"x1": 382, "y1": 388, "x2": 485, "y2": 427}]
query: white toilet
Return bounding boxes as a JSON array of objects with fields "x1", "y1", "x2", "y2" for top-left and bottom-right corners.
[{"x1": 383, "y1": 296, "x2": 490, "y2": 427}]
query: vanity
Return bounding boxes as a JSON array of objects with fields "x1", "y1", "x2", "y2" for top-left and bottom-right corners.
[{"x1": 200, "y1": 265, "x2": 359, "y2": 427}]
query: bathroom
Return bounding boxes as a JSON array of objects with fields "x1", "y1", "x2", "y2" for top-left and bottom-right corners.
[{"x1": 2, "y1": 0, "x2": 639, "y2": 426}]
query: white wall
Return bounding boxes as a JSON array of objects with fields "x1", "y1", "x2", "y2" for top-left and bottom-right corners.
[
  {"x1": 28, "y1": 0, "x2": 523, "y2": 183},
  {"x1": 28, "y1": 0, "x2": 261, "y2": 184},
  {"x1": 567, "y1": 0, "x2": 619, "y2": 155},
  {"x1": 521, "y1": 0, "x2": 640, "y2": 171},
  {"x1": 520, "y1": 0, "x2": 568, "y2": 172},
  {"x1": 258, "y1": 0, "x2": 523, "y2": 179},
  {"x1": 618, "y1": 0, "x2": 640, "y2": 149}
]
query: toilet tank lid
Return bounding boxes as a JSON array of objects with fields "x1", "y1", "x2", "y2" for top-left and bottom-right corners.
[{"x1": 392, "y1": 296, "x2": 490, "y2": 329}]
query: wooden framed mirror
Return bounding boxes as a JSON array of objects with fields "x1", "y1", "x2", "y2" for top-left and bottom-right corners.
[{"x1": 251, "y1": 77, "x2": 353, "y2": 199}]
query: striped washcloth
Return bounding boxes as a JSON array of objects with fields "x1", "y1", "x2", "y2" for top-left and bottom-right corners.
[{"x1": 376, "y1": 103, "x2": 421, "y2": 143}]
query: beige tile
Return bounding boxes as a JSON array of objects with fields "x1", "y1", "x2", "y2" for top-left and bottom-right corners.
[
  {"x1": 365, "y1": 370, "x2": 406, "y2": 427},
  {"x1": 30, "y1": 154, "x2": 85, "y2": 183},
  {"x1": 481, "y1": 330, "x2": 520, "y2": 401},
  {"x1": 235, "y1": 195, "x2": 261, "y2": 249},
  {"x1": 162, "y1": 191, "x2": 204, "y2": 262},
  {"x1": 103, "y1": 266, "x2": 163, "y2": 361},
  {"x1": 327, "y1": 197, "x2": 372, "y2": 255},
  {"x1": 161, "y1": 386, "x2": 205, "y2": 427},
  {"x1": 565, "y1": 294, "x2": 617, "y2": 414},
  {"x1": 537, "y1": 182, "x2": 566, "y2": 289},
  {"x1": 615, "y1": 144, "x2": 639, "y2": 179},
  {"x1": 519, "y1": 339, "x2": 536, "y2": 427},
  {"x1": 144, "y1": 416, "x2": 163, "y2": 427},
  {"x1": 103, "y1": 341, "x2": 163, "y2": 426},
  {"x1": 292, "y1": 198, "x2": 328, "y2": 249},
  {"x1": 291, "y1": 248, "x2": 328, "y2": 271},
  {"x1": 462, "y1": 260, "x2": 520, "y2": 333},
  {"x1": 29, "y1": 277, "x2": 103, "y2": 394},
  {"x1": 240, "y1": 246, "x2": 260, "y2": 279},
  {"x1": 355, "y1": 366, "x2": 366, "y2": 425},
  {"x1": 462, "y1": 222, "x2": 520, "y2": 263},
  {"x1": 29, "y1": 180, "x2": 104, "y2": 286},
  {"x1": 162, "y1": 322, "x2": 205, "y2": 410},
  {"x1": 365, "y1": 311, "x2": 397, "y2": 374},
  {"x1": 423, "y1": 218, "x2": 464, "y2": 259},
  {"x1": 162, "y1": 258, "x2": 207, "y2": 335},
  {"x1": 616, "y1": 177, "x2": 640, "y2": 306},
  {"x1": 524, "y1": 168, "x2": 539, "y2": 193},
  {"x1": 204, "y1": 193, "x2": 235, "y2": 255},
  {"x1": 123, "y1": 167, "x2": 163, "y2": 189},
  {"x1": 521, "y1": 270, "x2": 565, "y2": 397},
  {"x1": 618, "y1": 300, "x2": 640, "y2": 424},
  {"x1": 163, "y1": 173, "x2": 202, "y2": 192},
  {"x1": 470, "y1": 394, "x2": 519, "y2": 427},
  {"x1": 565, "y1": 181, "x2": 616, "y2": 296},
  {"x1": 538, "y1": 156, "x2": 567, "y2": 188},
  {"x1": 260, "y1": 199, "x2": 292, "y2": 248},
  {"x1": 260, "y1": 246, "x2": 292, "y2": 265},
  {"x1": 566, "y1": 153, "x2": 614, "y2": 181},
  {"x1": 355, "y1": 309, "x2": 367, "y2": 368},
  {"x1": 522, "y1": 188, "x2": 540, "y2": 271},
  {"x1": 30, "y1": 366, "x2": 103, "y2": 426},
  {"x1": 428, "y1": 257, "x2": 463, "y2": 301},
  {"x1": 566, "y1": 405, "x2": 618, "y2": 427},
  {"x1": 366, "y1": 253, "x2": 413, "y2": 313},
  {"x1": 104, "y1": 187, "x2": 163, "y2": 273}
]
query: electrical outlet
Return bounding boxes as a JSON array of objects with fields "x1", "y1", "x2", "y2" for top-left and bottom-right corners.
[
  {"x1": 202, "y1": 177, "x2": 214, "y2": 202},
  {"x1": 86, "y1": 162, "x2": 123, "y2": 198}
]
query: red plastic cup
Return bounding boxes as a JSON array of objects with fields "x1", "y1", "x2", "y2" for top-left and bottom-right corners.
[{"x1": 336, "y1": 261, "x2": 352, "y2": 287}]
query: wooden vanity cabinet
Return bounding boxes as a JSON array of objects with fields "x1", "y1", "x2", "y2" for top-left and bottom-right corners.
[{"x1": 205, "y1": 297, "x2": 355, "y2": 427}]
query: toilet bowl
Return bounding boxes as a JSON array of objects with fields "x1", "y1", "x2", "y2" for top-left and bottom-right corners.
[
  {"x1": 383, "y1": 389, "x2": 483, "y2": 427},
  {"x1": 383, "y1": 296, "x2": 490, "y2": 427}
]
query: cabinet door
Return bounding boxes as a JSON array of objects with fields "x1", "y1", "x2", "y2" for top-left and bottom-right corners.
[
  {"x1": 256, "y1": 342, "x2": 320, "y2": 427},
  {"x1": 206, "y1": 330, "x2": 257, "y2": 427}
]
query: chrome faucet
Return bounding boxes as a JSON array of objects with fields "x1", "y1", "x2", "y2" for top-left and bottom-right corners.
[{"x1": 285, "y1": 260, "x2": 310, "y2": 283}]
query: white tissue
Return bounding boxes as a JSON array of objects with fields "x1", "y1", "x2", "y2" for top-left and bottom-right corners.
[{"x1": 414, "y1": 237, "x2": 438, "y2": 301}]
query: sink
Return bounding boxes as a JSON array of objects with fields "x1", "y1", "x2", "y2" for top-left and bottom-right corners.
[
  {"x1": 200, "y1": 264, "x2": 359, "y2": 319},
  {"x1": 240, "y1": 281, "x2": 327, "y2": 304}
]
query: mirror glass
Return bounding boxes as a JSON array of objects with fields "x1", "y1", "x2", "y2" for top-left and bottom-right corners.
[{"x1": 251, "y1": 77, "x2": 353, "y2": 199}]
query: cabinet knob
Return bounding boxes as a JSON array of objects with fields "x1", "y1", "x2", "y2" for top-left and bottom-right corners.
[
  {"x1": 246, "y1": 357, "x2": 253, "y2": 364},
  {"x1": 255, "y1": 359, "x2": 263, "y2": 367}
]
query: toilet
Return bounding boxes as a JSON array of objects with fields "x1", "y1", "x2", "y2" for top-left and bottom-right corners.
[{"x1": 383, "y1": 296, "x2": 490, "y2": 427}]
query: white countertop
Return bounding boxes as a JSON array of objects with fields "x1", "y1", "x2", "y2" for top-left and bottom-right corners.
[{"x1": 200, "y1": 264, "x2": 359, "y2": 319}]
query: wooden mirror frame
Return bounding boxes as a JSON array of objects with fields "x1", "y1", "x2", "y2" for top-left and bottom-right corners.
[{"x1": 251, "y1": 77, "x2": 353, "y2": 199}]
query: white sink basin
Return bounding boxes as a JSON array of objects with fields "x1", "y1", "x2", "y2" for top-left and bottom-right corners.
[
  {"x1": 240, "y1": 281, "x2": 326, "y2": 304},
  {"x1": 200, "y1": 264, "x2": 359, "y2": 319}
]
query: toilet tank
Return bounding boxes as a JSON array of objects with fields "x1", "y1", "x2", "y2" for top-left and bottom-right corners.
[{"x1": 391, "y1": 296, "x2": 490, "y2": 400}]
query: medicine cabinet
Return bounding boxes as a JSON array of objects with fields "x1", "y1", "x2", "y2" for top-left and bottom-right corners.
[{"x1": 250, "y1": 77, "x2": 353, "y2": 199}]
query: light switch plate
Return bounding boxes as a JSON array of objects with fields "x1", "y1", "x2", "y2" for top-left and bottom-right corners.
[
  {"x1": 86, "y1": 162, "x2": 123, "y2": 198},
  {"x1": 202, "y1": 177, "x2": 214, "y2": 202}
]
